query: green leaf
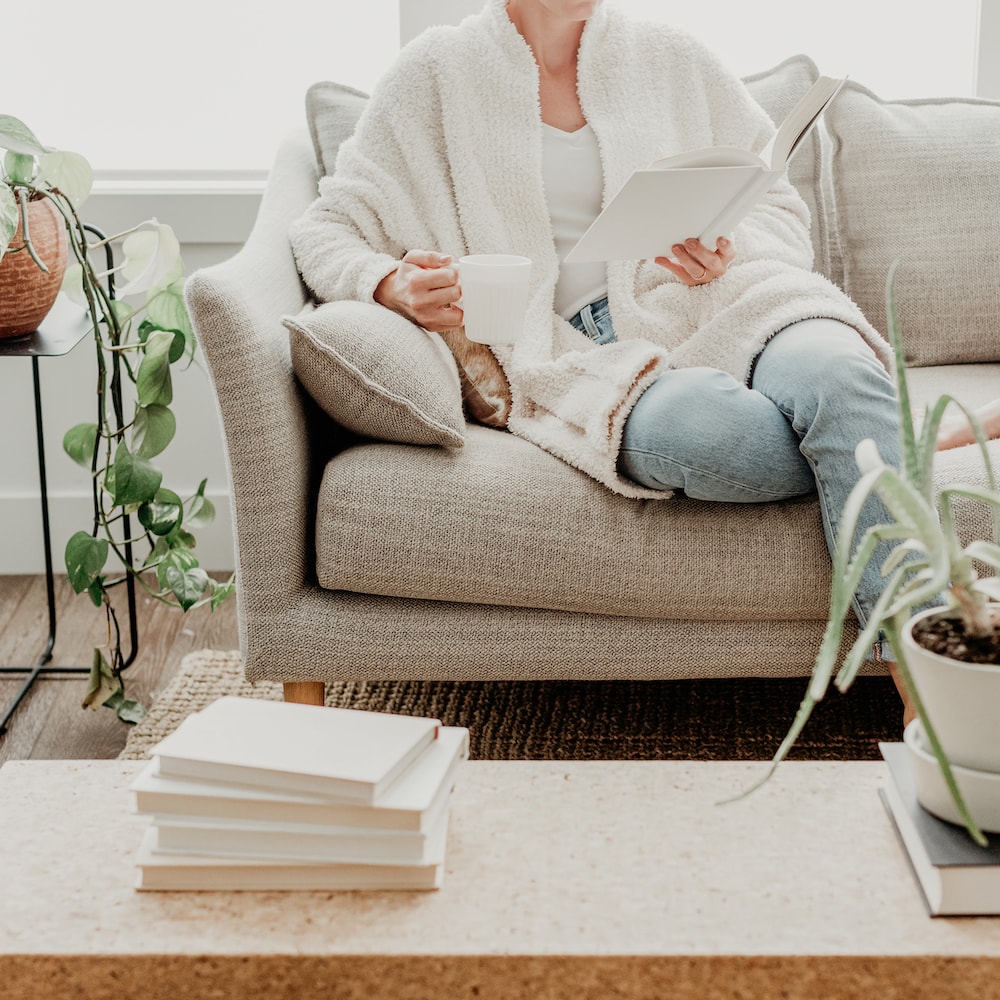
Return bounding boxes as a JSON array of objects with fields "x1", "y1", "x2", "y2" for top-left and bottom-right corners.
[
  {"x1": 4, "y1": 150, "x2": 34, "y2": 186},
  {"x1": 163, "y1": 553, "x2": 209, "y2": 611},
  {"x1": 131, "y1": 404, "x2": 175, "y2": 459},
  {"x1": 111, "y1": 441, "x2": 162, "y2": 507},
  {"x1": 65, "y1": 531, "x2": 108, "y2": 594},
  {"x1": 63, "y1": 422, "x2": 99, "y2": 468},
  {"x1": 0, "y1": 115, "x2": 46, "y2": 156},
  {"x1": 138, "y1": 488, "x2": 184, "y2": 536},
  {"x1": 145, "y1": 278, "x2": 194, "y2": 346},
  {"x1": 143, "y1": 536, "x2": 170, "y2": 569},
  {"x1": 82, "y1": 647, "x2": 121, "y2": 710},
  {"x1": 156, "y1": 546, "x2": 198, "y2": 591},
  {"x1": 86, "y1": 578, "x2": 104, "y2": 608},
  {"x1": 135, "y1": 330, "x2": 174, "y2": 406},
  {"x1": 0, "y1": 183, "x2": 17, "y2": 255},
  {"x1": 38, "y1": 150, "x2": 92, "y2": 206},
  {"x1": 138, "y1": 319, "x2": 186, "y2": 364},
  {"x1": 185, "y1": 479, "x2": 216, "y2": 529},
  {"x1": 210, "y1": 574, "x2": 235, "y2": 611},
  {"x1": 116, "y1": 698, "x2": 147, "y2": 724},
  {"x1": 119, "y1": 223, "x2": 181, "y2": 297}
]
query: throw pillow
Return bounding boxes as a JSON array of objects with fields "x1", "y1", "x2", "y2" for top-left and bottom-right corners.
[
  {"x1": 283, "y1": 300, "x2": 466, "y2": 448},
  {"x1": 303, "y1": 79, "x2": 514, "y2": 428},
  {"x1": 305, "y1": 80, "x2": 369, "y2": 176},
  {"x1": 742, "y1": 55, "x2": 834, "y2": 280},
  {"x1": 825, "y1": 82, "x2": 1000, "y2": 366}
]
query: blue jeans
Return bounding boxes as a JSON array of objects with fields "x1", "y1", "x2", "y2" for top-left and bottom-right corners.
[{"x1": 570, "y1": 297, "x2": 901, "y2": 636}]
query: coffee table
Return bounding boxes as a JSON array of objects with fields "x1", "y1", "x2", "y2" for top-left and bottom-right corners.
[{"x1": 2, "y1": 758, "x2": 999, "y2": 999}]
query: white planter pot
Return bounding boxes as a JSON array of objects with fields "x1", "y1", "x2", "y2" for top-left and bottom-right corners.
[
  {"x1": 903, "y1": 719, "x2": 1000, "y2": 832},
  {"x1": 901, "y1": 604, "x2": 1000, "y2": 774}
]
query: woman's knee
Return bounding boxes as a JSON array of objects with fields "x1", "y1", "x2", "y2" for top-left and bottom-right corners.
[{"x1": 754, "y1": 319, "x2": 895, "y2": 410}]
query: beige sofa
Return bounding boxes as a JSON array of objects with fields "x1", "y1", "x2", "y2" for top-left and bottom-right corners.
[{"x1": 186, "y1": 55, "x2": 1000, "y2": 698}]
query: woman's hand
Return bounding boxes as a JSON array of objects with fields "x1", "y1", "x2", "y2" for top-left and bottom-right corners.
[
  {"x1": 655, "y1": 236, "x2": 735, "y2": 287},
  {"x1": 374, "y1": 248, "x2": 464, "y2": 332}
]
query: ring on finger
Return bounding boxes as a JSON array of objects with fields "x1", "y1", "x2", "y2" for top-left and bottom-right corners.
[{"x1": 693, "y1": 267, "x2": 708, "y2": 281}]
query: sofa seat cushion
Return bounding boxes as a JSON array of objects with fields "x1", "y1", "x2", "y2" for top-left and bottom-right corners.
[{"x1": 315, "y1": 424, "x2": 835, "y2": 620}]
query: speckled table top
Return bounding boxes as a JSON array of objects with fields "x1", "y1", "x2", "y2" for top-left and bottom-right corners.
[{"x1": 1, "y1": 758, "x2": 998, "y2": 1000}]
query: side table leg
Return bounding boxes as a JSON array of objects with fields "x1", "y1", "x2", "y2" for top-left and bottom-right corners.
[{"x1": 0, "y1": 358, "x2": 68, "y2": 736}]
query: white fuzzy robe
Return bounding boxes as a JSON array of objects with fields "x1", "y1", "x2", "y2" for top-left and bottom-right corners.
[{"x1": 290, "y1": 0, "x2": 890, "y2": 498}]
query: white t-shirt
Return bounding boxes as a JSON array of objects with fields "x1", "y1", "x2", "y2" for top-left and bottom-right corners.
[{"x1": 541, "y1": 122, "x2": 608, "y2": 320}]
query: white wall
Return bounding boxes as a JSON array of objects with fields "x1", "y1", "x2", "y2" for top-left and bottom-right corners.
[{"x1": 3, "y1": 0, "x2": 995, "y2": 574}]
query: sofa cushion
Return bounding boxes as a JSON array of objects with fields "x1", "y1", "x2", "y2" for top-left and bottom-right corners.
[
  {"x1": 825, "y1": 83, "x2": 1000, "y2": 367},
  {"x1": 284, "y1": 300, "x2": 466, "y2": 448},
  {"x1": 742, "y1": 54, "x2": 833, "y2": 279},
  {"x1": 305, "y1": 80, "x2": 369, "y2": 176},
  {"x1": 315, "y1": 423, "x2": 835, "y2": 620}
]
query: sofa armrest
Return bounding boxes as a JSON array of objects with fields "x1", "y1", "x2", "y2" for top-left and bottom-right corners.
[{"x1": 185, "y1": 129, "x2": 324, "y2": 617}]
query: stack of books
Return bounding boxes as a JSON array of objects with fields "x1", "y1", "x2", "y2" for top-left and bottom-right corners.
[
  {"x1": 129, "y1": 696, "x2": 468, "y2": 891},
  {"x1": 879, "y1": 741, "x2": 1000, "y2": 916}
]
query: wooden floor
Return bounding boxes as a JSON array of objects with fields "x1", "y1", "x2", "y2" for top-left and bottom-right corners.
[{"x1": 0, "y1": 573, "x2": 238, "y2": 764}]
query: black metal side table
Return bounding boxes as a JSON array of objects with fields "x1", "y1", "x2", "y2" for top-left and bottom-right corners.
[{"x1": 0, "y1": 294, "x2": 135, "y2": 735}]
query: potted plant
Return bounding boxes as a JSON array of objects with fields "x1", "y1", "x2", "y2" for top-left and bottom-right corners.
[
  {"x1": 752, "y1": 261, "x2": 1000, "y2": 846},
  {"x1": 1, "y1": 114, "x2": 233, "y2": 722}
]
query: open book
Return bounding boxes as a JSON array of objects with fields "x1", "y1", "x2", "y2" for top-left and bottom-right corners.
[{"x1": 564, "y1": 75, "x2": 846, "y2": 263}]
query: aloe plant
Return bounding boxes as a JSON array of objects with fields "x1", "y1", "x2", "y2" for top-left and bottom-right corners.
[
  {"x1": 1, "y1": 114, "x2": 233, "y2": 722},
  {"x1": 747, "y1": 261, "x2": 1000, "y2": 845}
]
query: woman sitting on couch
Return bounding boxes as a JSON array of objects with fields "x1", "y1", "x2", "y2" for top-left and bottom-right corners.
[{"x1": 291, "y1": 0, "x2": 909, "y2": 694}]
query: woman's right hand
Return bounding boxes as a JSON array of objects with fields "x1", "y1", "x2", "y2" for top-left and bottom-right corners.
[{"x1": 374, "y1": 248, "x2": 464, "y2": 332}]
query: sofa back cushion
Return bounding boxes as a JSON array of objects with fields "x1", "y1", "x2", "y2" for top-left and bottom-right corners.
[
  {"x1": 825, "y1": 82, "x2": 1000, "y2": 366},
  {"x1": 306, "y1": 80, "x2": 369, "y2": 176}
]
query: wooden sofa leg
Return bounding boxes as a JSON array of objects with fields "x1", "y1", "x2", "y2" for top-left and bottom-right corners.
[{"x1": 283, "y1": 681, "x2": 326, "y2": 706}]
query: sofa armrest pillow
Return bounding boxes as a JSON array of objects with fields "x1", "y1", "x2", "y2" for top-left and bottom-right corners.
[{"x1": 284, "y1": 300, "x2": 466, "y2": 448}]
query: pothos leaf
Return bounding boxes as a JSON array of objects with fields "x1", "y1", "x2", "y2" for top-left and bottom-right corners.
[
  {"x1": 81, "y1": 647, "x2": 121, "y2": 710},
  {"x1": 38, "y1": 150, "x2": 92, "y2": 206},
  {"x1": 65, "y1": 531, "x2": 108, "y2": 594},
  {"x1": 0, "y1": 183, "x2": 18, "y2": 255},
  {"x1": 63, "y1": 422, "x2": 99, "y2": 468},
  {"x1": 111, "y1": 441, "x2": 163, "y2": 507}
]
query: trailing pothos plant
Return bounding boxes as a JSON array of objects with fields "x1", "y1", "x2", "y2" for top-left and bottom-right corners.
[
  {"x1": 740, "y1": 260, "x2": 1000, "y2": 844},
  {"x1": 1, "y1": 114, "x2": 233, "y2": 723}
]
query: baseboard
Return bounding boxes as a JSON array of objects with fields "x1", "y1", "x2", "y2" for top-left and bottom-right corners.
[{"x1": 0, "y1": 491, "x2": 234, "y2": 575}]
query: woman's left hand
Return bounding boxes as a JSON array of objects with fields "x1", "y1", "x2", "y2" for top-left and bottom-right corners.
[{"x1": 656, "y1": 236, "x2": 735, "y2": 287}]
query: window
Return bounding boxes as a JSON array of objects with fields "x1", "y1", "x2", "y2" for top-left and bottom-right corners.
[
  {"x1": 6, "y1": 0, "x2": 399, "y2": 174},
  {"x1": 5, "y1": 0, "x2": 988, "y2": 176}
]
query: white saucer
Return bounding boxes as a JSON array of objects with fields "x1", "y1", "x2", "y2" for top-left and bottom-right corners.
[{"x1": 903, "y1": 719, "x2": 1000, "y2": 832}]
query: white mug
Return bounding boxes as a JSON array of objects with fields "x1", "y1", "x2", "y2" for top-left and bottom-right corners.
[{"x1": 457, "y1": 254, "x2": 531, "y2": 346}]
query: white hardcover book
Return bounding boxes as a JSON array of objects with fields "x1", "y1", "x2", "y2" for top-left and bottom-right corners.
[
  {"x1": 565, "y1": 75, "x2": 845, "y2": 262},
  {"x1": 148, "y1": 696, "x2": 440, "y2": 802},
  {"x1": 131, "y1": 726, "x2": 469, "y2": 831},
  {"x1": 134, "y1": 829, "x2": 444, "y2": 891},
  {"x1": 150, "y1": 791, "x2": 451, "y2": 864}
]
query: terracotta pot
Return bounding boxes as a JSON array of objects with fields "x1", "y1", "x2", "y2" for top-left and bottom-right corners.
[
  {"x1": 0, "y1": 196, "x2": 69, "y2": 338},
  {"x1": 902, "y1": 604, "x2": 1000, "y2": 773}
]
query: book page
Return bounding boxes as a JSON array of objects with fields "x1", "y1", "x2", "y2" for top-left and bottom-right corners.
[
  {"x1": 564, "y1": 164, "x2": 762, "y2": 263},
  {"x1": 762, "y1": 75, "x2": 846, "y2": 169}
]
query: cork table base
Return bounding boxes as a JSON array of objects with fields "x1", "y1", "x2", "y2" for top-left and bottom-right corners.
[{"x1": 2, "y1": 759, "x2": 999, "y2": 1000}]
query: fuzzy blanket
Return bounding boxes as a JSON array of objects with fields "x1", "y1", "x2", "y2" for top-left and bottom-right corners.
[{"x1": 290, "y1": 0, "x2": 889, "y2": 497}]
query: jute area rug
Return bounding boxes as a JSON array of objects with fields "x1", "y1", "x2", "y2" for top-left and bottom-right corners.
[{"x1": 119, "y1": 649, "x2": 904, "y2": 762}]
